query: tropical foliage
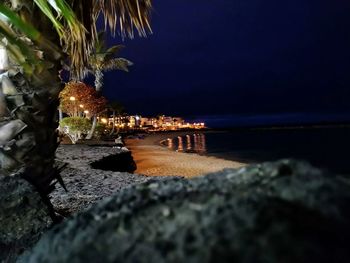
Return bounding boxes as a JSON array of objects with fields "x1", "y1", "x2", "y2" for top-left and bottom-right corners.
[
  {"x1": 59, "y1": 81, "x2": 107, "y2": 117},
  {"x1": 95, "y1": 122, "x2": 109, "y2": 139},
  {"x1": 108, "y1": 101, "x2": 125, "y2": 135},
  {"x1": 85, "y1": 31, "x2": 132, "y2": 139},
  {"x1": 60, "y1": 117, "x2": 91, "y2": 144},
  {"x1": 0, "y1": 0, "x2": 152, "y2": 79},
  {"x1": 87, "y1": 31, "x2": 133, "y2": 92}
]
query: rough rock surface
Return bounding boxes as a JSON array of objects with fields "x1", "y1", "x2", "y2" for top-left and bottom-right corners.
[
  {"x1": 0, "y1": 174, "x2": 51, "y2": 262},
  {"x1": 51, "y1": 145, "x2": 154, "y2": 215},
  {"x1": 22, "y1": 159, "x2": 350, "y2": 263}
]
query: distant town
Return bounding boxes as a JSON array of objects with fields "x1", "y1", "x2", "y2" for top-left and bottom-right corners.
[{"x1": 99, "y1": 115, "x2": 206, "y2": 131}]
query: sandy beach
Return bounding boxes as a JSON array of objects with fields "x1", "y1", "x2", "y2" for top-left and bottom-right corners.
[{"x1": 126, "y1": 132, "x2": 245, "y2": 177}]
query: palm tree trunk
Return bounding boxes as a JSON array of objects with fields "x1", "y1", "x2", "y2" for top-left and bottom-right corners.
[
  {"x1": 86, "y1": 116, "x2": 98, "y2": 140},
  {"x1": 116, "y1": 114, "x2": 121, "y2": 135},
  {"x1": 0, "y1": 51, "x2": 64, "y2": 220},
  {"x1": 110, "y1": 110, "x2": 116, "y2": 136},
  {"x1": 0, "y1": 7, "x2": 65, "y2": 222},
  {"x1": 58, "y1": 109, "x2": 63, "y2": 122},
  {"x1": 86, "y1": 70, "x2": 103, "y2": 139}
]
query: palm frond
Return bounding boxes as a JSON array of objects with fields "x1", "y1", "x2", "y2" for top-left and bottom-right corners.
[
  {"x1": 95, "y1": 31, "x2": 106, "y2": 52},
  {"x1": 104, "y1": 44, "x2": 124, "y2": 60},
  {"x1": 0, "y1": 3, "x2": 41, "y2": 40},
  {"x1": 0, "y1": 1, "x2": 87, "y2": 78},
  {"x1": 94, "y1": 0, "x2": 153, "y2": 39},
  {"x1": 0, "y1": 11, "x2": 41, "y2": 74},
  {"x1": 93, "y1": 32, "x2": 124, "y2": 60},
  {"x1": 102, "y1": 57, "x2": 133, "y2": 72},
  {"x1": 34, "y1": 0, "x2": 89, "y2": 80},
  {"x1": 1, "y1": 0, "x2": 152, "y2": 80},
  {"x1": 0, "y1": 3, "x2": 62, "y2": 65},
  {"x1": 32, "y1": 0, "x2": 65, "y2": 37}
]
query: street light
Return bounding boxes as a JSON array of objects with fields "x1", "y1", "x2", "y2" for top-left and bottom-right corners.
[{"x1": 69, "y1": 96, "x2": 76, "y2": 116}]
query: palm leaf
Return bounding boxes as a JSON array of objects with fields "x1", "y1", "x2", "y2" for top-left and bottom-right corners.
[
  {"x1": 95, "y1": 31, "x2": 106, "y2": 52},
  {"x1": 104, "y1": 44, "x2": 125, "y2": 60},
  {"x1": 1, "y1": 0, "x2": 152, "y2": 80},
  {"x1": 0, "y1": 4, "x2": 41, "y2": 41},
  {"x1": 93, "y1": 31, "x2": 124, "y2": 59},
  {"x1": 102, "y1": 57, "x2": 133, "y2": 72},
  {"x1": 35, "y1": 0, "x2": 89, "y2": 79},
  {"x1": 32, "y1": 0, "x2": 65, "y2": 37},
  {"x1": 0, "y1": 3, "x2": 62, "y2": 63},
  {"x1": 0, "y1": 17, "x2": 40, "y2": 74},
  {"x1": 94, "y1": 0, "x2": 153, "y2": 39}
]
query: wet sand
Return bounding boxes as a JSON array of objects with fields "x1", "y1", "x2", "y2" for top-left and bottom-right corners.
[{"x1": 126, "y1": 132, "x2": 245, "y2": 178}]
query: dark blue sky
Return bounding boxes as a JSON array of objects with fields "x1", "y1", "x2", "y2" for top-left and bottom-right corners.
[{"x1": 102, "y1": 0, "x2": 350, "y2": 125}]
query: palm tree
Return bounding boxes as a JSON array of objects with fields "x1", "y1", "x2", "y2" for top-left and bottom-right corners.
[
  {"x1": 108, "y1": 101, "x2": 125, "y2": 136},
  {"x1": 0, "y1": 0, "x2": 152, "y2": 220},
  {"x1": 86, "y1": 31, "x2": 132, "y2": 139}
]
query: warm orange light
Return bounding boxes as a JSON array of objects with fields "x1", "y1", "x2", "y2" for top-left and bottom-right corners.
[
  {"x1": 84, "y1": 110, "x2": 89, "y2": 114},
  {"x1": 101, "y1": 118, "x2": 108, "y2": 124},
  {"x1": 69, "y1": 96, "x2": 76, "y2": 101},
  {"x1": 79, "y1": 104, "x2": 84, "y2": 108}
]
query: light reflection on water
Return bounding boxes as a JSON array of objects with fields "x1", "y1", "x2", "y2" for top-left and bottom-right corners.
[{"x1": 166, "y1": 133, "x2": 207, "y2": 154}]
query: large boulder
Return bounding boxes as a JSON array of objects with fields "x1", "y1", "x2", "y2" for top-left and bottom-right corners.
[
  {"x1": 22, "y1": 160, "x2": 350, "y2": 263},
  {"x1": 0, "y1": 174, "x2": 51, "y2": 262}
]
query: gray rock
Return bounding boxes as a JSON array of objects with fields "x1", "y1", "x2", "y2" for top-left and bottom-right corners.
[
  {"x1": 22, "y1": 160, "x2": 350, "y2": 263},
  {"x1": 52, "y1": 145, "x2": 154, "y2": 215},
  {"x1": 0, "y1": 174, "x2": 51, "y2": 262}
]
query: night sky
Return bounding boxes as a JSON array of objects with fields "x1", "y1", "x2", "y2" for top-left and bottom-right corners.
[{"x1": 102, "y1": 0, "x2": 350, "y2": 126}]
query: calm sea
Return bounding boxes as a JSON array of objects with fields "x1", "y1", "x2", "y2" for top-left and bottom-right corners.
[{"x1": 163, "y1": 127, "x2": 350, "y2": 174}]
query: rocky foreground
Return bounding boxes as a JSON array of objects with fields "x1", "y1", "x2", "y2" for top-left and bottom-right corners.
[
  {"x1": 0, "y1": 175, "x2": 52, "y2": 262},
  {"x1": 51, "y1": 145, "x2": 156, "y2": 215},
  {"x1": 1, "y1": 144, "x2": 158, "y2": 262},
  {"x1": 21, "y1": 159, "x2": 350, "y2": 263}
]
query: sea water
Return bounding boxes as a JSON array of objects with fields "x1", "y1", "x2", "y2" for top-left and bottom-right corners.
[{"x1": 164, "y1": 127, "x2": 350, "y2": 174}]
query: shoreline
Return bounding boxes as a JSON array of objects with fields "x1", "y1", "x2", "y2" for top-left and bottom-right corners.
[{"x1": 125, "y1": 131, "x2": 246, "y2": 177}]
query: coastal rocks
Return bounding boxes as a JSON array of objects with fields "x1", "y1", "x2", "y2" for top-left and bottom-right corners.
[
  {"x1": 51, "y1": 145, "x2": 151, "y2": 215},
  {"x1": 0, "y1": 174, "x2": 51, "y2": 262},
  {"x1": 22, "y1": 159, "x2": 350, "y2": 263},
  {"x1": 114, "y1": 136, "x2": 124, "y2": 147}
]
